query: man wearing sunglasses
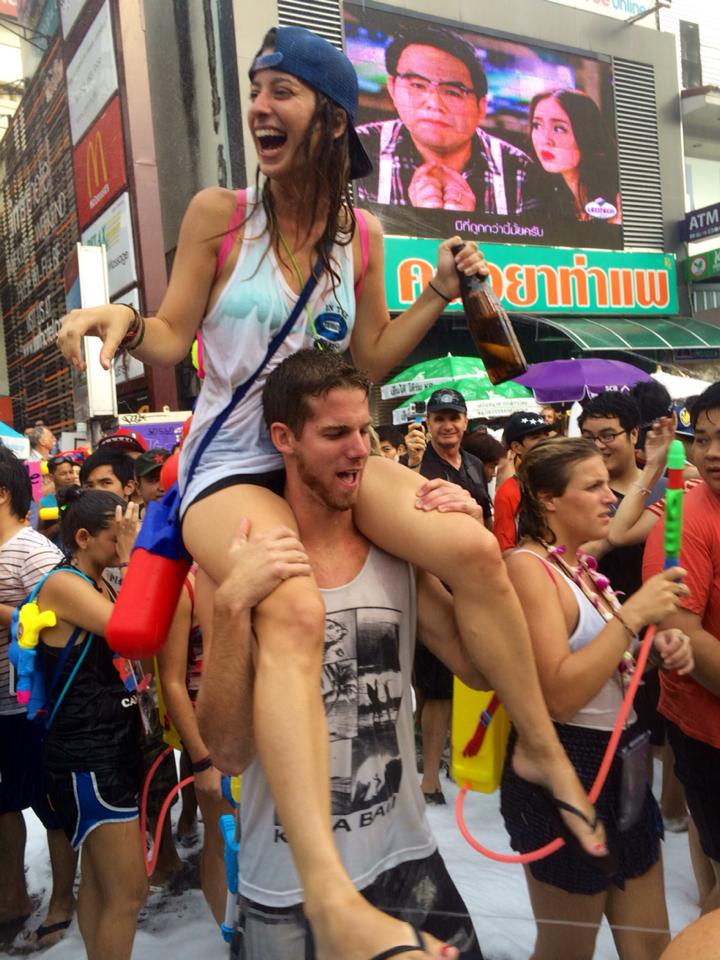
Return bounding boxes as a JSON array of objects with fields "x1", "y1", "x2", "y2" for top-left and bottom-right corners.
[
  {"x1": 47, "y1": 455, "x2": 77, "y2": 492},
  {"x1": 356, "y1": 22, "x2": 532, "y2": 214}
]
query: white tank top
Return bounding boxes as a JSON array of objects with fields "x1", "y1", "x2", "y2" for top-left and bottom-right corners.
[
  {"x1": 513, "y1": 549, "x2": 635, "y2": 731},
  {"x1": 238, "y1": 546, "x2": 436, "y2": 907},
  {"x1": 178, "y1": 186, "x2": 357, "y2": 512}
]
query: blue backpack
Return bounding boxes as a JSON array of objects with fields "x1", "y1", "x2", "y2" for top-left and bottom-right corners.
[{"x1": 8, "y1": 566, "x2": 95, "y2": 729}]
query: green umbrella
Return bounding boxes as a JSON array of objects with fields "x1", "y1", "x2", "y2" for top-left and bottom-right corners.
[
  {"x1": 380, "y1": 354, "x2": 489, "y2": 400},
  {"x1": 392, "y1": 377, "x2": 534, "y2": 425}
]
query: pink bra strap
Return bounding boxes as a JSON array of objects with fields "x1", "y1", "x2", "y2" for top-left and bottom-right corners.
[
  {"x1": 354, "y1": 208, "x2": 370, "y2": 302},
  {"x1": 512, "y1": 548, "x2": 559, "y2": 586},
  {"x1": 198, "y1": 190, "x2": 248, "y2": 380},
  {"x1": 214, "y1": 189, "x2": 247, "y2": 281}
]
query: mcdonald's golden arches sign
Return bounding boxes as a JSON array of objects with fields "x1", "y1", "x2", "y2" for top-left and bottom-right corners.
[{"x1": 72, "y1": 95, "x2": 127, "y2": 230}]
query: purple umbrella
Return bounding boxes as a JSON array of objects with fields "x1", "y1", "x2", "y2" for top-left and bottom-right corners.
[{"x1": 516, "y1": 358, "x2": 651, "y2": 403}]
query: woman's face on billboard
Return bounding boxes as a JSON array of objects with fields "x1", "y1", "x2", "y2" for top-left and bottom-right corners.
[
  {"x1": 531, "y1": 97, "x2": 581, "y2": 177},
  {"x1": 387, "y1": 45, "x2": 485, "y2": 155}
]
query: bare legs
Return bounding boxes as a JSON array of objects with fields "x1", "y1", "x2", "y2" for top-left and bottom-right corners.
[
  {"x1": 0, "y1": 814, "x2": 76, "y2": 948},
  {"x1": 524, "y1": 856, "x2": 669, "y2": 960},
  {"x1": 419, "y1": 699, "x2": 452, "y2": 797},
  {"x1": 355, "y1": 458, "x2": 604, "y2": 854},
  {"x1": 186, "y1": 486, "x2": 455, "y2": 960},
  {"x1": 39, "y1": 829, "x2": 78, "y2": 944},
  {"x1": 76, "y1": 820, "x2": 147, "y2": 960},
  {"x1": 0, "y1": 812, "x2": 32, "y2": 923},
  {"x1": 195, "y1": 791, "x2": 234, "y2": 924}
]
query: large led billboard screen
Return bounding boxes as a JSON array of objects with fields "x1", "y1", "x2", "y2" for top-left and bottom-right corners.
[{"x1": 345, "y1": 3, "x2": 623, "y2": 250}]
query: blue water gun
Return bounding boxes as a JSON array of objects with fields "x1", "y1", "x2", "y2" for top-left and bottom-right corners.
[{"x1": 219, "y1": 775, "x2": 241, "y2": 943}]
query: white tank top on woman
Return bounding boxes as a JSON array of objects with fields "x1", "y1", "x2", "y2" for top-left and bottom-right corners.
[
  {"x1": 514, "y1": 549, "x2": 636, "y2": 732},
  {"x1": 178, "y1": 186, "x2": 357, "y2": 513}
]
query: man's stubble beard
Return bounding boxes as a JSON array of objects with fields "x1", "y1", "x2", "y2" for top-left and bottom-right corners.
[{"x1": 295, "y1": 450, "x2": 359, "y2": 513}]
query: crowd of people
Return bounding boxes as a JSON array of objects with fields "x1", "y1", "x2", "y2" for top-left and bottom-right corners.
[{"x1": 1, "y1": 21, "x2": 719, "y2": 960}]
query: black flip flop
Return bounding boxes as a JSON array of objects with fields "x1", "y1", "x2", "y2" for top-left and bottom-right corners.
[
  {"x1": 33, "y1": 918, "x2": 72, "y2": 942},
  {"x1": 542, "y1": 789, "x2": 618, "y2": 877},
  {"x1": 370, "y1": 924, "x2": 429, "y2": 960}
]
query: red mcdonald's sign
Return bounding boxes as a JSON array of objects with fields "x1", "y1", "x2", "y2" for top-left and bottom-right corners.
[{"x1": 73, "y1": 95, "x2": 127, "y2": 230}]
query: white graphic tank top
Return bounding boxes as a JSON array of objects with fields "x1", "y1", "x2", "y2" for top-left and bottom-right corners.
[
  {"x1": 178, "y1": 187, "x2": 356, "y2": 512},
  {"x1": 238, "y1": 546, "x2": 436, "y2": 907}
]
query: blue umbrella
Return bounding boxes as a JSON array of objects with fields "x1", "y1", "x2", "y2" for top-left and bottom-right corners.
[
  {"x1": 0, "y1": 422, "x2": 30, "y2": 459},
  {"x1": 516, "y1": 359, "x2": 651, "y2": 403}
]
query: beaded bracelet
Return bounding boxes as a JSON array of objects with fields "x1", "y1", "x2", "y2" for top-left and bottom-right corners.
[
  {"x1": 118, "y1": 303, "x2": 146, "y2": 352},
  {"x1": 428, "y1": 279, "x2": 452, "y2": 303}
]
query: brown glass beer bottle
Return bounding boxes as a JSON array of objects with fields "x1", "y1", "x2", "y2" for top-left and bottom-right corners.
[{"x1": 451, "y1": 243, "x2": 527, "y2": 385}]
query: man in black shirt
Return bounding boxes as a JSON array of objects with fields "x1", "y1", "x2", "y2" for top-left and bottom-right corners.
[{"x1": 415, "y1": 388, "x2": 488, "y2": 803}]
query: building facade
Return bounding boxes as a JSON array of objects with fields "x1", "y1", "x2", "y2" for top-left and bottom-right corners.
[{"x1": 1, "y1": 0, "x2": 719, "y2": 433}]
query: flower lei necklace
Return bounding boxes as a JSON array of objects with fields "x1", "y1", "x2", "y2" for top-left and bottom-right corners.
[{"x1": 540, "y1": 540, "x2": 637, "y2": 688}]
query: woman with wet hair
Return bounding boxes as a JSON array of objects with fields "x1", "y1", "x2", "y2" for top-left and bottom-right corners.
[
  {"x1": 58, "y1": 26, "x2": 610, "y2": 960},
  {"x1": 501, "y1": 438, "x2": 693, "y2": 960}
]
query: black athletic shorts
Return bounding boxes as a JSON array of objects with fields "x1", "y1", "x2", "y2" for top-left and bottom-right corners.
[
  {"x1": 413, "y1": 641, "x2": 454, "y2": 701},
  {"x1": 666, "y1": 720, "x2": 720, "y2": 862},
  {"x1": 501, "y1": 723, "x2": 663, "y2": 896},
  {"x1": 45, "y1": 763, "x2": 139, "y2": 850},
  {"x1": 186, "y1": 470, "x2": 286, "y2": 513},
  {"x1": 0, "y1": 713, "x2": 61, "y2": 829},
  {"x1": 233, "y1": 850, "x2": 483, "y2": 959}
]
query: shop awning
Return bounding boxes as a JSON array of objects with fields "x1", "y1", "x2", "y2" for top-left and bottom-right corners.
[{"x1": 523, "y1": 315, "x2": 720, "y2": 352}]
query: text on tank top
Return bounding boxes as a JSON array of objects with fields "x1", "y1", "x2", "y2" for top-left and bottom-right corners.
[{"x1": 238, "y1": 545, "x2": 436, "y2": 907}]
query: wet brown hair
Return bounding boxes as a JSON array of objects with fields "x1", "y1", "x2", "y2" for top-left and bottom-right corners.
[
  {"x1": 253, "y1": 29, "x2": 356, "y2": 290},
  {"x1": 263, "y1": 348, "x2": 370, "y2": 437},
  {"x1": 517, "y1": 437, "x2": 600, "y2": 544}
]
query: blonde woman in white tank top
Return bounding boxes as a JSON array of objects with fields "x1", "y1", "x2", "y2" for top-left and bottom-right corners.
[
  {"x1": 503, "y1": 437, "x2": 693, "y2": 960},
  {"x1": 58, "y1": 26, "x2": 626, "y2": 960}
]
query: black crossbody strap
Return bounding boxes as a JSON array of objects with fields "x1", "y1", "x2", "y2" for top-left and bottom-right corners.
[{"x1": 186, "y1": 256, "x2": 324, "y2": 482}]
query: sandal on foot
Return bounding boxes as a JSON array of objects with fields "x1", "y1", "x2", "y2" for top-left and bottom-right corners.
[
  {"x1": 34, "y1": 919, "x2": 72, "y2": 939},
  {"x1": 423, "y1": 790, "x2": 447, "y2": 806},
  {"x1": 541, "y1": 789, "x2": 618, "y2": 877},
  {"x1": 32, "y1": 919, "x2": 72, "y2": 944},
  {"x1": 370, "y1": 924, "x2": 429, "y2": 960}
]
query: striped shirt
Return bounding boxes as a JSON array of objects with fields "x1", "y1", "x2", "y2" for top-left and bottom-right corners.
[
  {"x1": 0, "y1": 528, "x2": 63, "y2": 716},
  {"x1": 355, "y1": 119, "x2": 532, "y2": 215}
]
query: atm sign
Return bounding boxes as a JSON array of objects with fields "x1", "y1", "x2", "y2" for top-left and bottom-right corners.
[{"x1": 73, "y1": 95, "x2": 127, "y2": 230}]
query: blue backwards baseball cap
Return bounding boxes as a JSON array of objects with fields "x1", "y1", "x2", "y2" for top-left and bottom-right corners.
[{"x1": 249, "y1": 26, "x2": 373, "y2": 181}]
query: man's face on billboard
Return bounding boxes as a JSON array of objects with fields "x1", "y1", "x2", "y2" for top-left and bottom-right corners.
[{"x1": 387, "y1": 45, "x2": 485, "y2": 156}]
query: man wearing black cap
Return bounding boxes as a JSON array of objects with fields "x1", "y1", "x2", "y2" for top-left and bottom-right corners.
[
  {"x1": 356, "y1": 22, "x2": 532, "y2": 214},
  {"x1": 134, "y1": 448, "x2": 171, "y2": 511},
  {"x1": 493, "y1": 411, "x2": 553, "y2": 552},
  {"x1": 415, "y1": 388, "x2": 490, "y2": 803}
]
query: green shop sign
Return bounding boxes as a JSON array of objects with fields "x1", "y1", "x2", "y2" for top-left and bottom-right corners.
[
  {"x1": 385, "y1": 239, "x2": 678, "y2": 316},
  {"x1": 684, "y1": 247, "x2": 720, "y2": 283}
]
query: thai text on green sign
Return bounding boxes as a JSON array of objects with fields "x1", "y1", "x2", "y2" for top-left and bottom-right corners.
[{"x1": 385, "y1": 239, "x2": 678, "y2": 316}]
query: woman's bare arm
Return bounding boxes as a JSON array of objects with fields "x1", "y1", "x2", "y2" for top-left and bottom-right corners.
[
  {"x1": 350, "y1": 212, "x2": 487, "y2": 382},
  {"x1": 58, "y1": 187, "x2": 238, "y2": 371},
  {"x1": 506, "y1": 551, "x2": 685, "y2": 722}
]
